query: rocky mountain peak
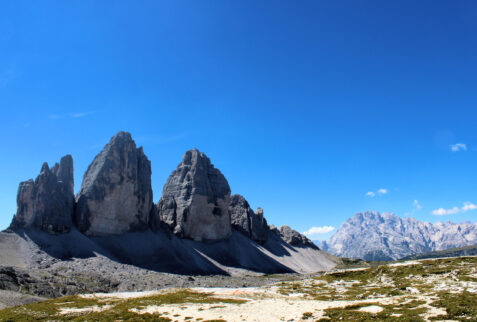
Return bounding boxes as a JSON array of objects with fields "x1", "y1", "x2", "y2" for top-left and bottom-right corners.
[
  {"x1": 6, "y1": 130, "x2": 323, "y2": 260},
  {"x1": 157, "y1": 148, "x2": 231, "y2": 242},
  {"x1": 273, "y1": 225, "x2": 318, "y2": 249},
  {"x1": 353, "y1": 211, "x2": 382, "y2": 222},
  {"x1": 229, "y1": 194, "x2": 268, "y2": 244},
  {"x1": 111, "y1": 130, "x2": 132, "y2": 140},
  {"x1": 323, "y1": 211, "x2": 477, "y2": 260},
  {"x1": 40, "y1": 162, "x2": 49, "y2": 174},
  {"x1": 10, "y1": 155, "x2": 75, "y2": 234},
  {"x1": 75, "y1": 131, "x2": 153, "y2": 236}
]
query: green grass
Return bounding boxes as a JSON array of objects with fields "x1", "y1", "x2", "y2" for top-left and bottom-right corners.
[
  {"x1": 0, "y1": 289, "x2": 247, "y2": 321},
  {"x1": 333, "y1": 258, "x2": 371, "y2": 270},
  {"x1": 2, "y1": 256, "x2": 476, "y2": 321},
  {"x1": 430, "y1": 291, "x2": 477, "y2": 321},
  {"x1": 275, "y1": 255, "x2": 476, "y2": 321},
  {"x1": 318, "y1": 300, "x2": 428, "y2": 321},
  {"x1": 402, "y1": 244, "x2": 477, "y2": 260}
]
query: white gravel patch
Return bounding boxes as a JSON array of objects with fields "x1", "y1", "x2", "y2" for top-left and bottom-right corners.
[
  {"x1": 58, "y1": 304, "x2": 113, "y2": 314},
  {"x1": 358, "y1": 305, "x2": 383, "y2": 314},
  {"x1": 326, "y1": 267, "x2": 370, "y2": 274},
  {"x1": 129, "y1": 297, "x2": 398, "y2": 322},
  {"x1": 388, "y1": 261, "x2": 421, "y2": 267},
  {"x1": 80, "y1": 290, "x2": 162, "y2": 299},
  {"x1": 192, "y1": 287, "x2": 262, "y2": 296}
]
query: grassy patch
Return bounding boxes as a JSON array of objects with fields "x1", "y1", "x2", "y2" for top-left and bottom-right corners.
[
  {"x1": 0, "y1": 289, "x2": 246, "y2": 321},
  {"x1": 430, "y1": 291, "x2": 477, "y2": 321},
  {"x1": 333, "y1": 258, "x2": 370, "y2": 270},
  {"x1": 319, "y1": 268, "x2": 375, "y2": 284},
  {"x1": 301, "y1": 311, "x2": 313, "y2": 319},
  {"x1": 2, "y1": 256, "x2": 476, "y2": 320},
  {"x1": 319, "y1": 300, "x2": 427, "y2": 321},
  {"x1": 276, "y1": 255, "x2": 477, "y2": 317}
]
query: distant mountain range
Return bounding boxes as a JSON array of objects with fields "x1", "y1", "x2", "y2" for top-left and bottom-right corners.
[{"x1": 321, "y1": 211, "x2": 477, "y2": 260}]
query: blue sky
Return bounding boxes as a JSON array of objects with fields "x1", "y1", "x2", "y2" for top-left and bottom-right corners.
[{"x1": 1, "y1": 1, "x2": 476, "y2": 241}]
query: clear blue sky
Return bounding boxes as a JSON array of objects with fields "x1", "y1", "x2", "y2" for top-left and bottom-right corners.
[{"x1": 1, "y1": 1, "x2": 476, "y2": 241}]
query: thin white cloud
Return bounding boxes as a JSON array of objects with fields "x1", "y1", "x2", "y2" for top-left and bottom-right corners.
[
  {"x1": 303, "y1": 226, "x2": 335, "y2": 237},
  {"x1": 365, "y1": 188, "x2": 388, "y2": 197},
  {"x1": 450, "y1": 143, "x2": 467, "y2": 152},
  {"x1": 432, "y1": 207, "x2": 460, "y2": 216},
  {"x1": 432, "y1": 201, "x2": 477, "y2": 216},
  {"x1": 462, "y1": 202, "x2": 477, "y2": 212},
  {"x1": 72, "y1": 111, "x2": 96, "y2": 118},
  {"x1": 413, "y1": 200, "x2": 422, "y2": 210},
  {"x1": 49, "y1": 111, "x2": 96, "y2": 120}
]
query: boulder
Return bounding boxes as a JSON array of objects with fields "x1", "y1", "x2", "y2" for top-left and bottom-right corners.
[
  {"x1": 0, "y1": 267, "x2": 20, "y2": 291},
  {"x1": 10, "y1": 155, "x2": 74, "y2": 234},
  {"x1": 271, "y1": 225, "x2": 318, "y2": 249},
  {"x1": 75, "y1": 132, "x2": 153, "y2": 236},
  {"x1": 229, "y1": 194, "x2": 268, "y2": 244},
  {"x1": 157, "y1": 148, "x2": 231, "y2": 242}
]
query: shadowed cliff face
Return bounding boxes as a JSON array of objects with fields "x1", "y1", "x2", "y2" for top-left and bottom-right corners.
[
  {"x1": 157, "y1": 149, "x2": 232, "y2": 242},
  {"x1": 10, "y1": 155, "x2": 74, "y2": 234},
  {"x1": 229, "y1": 194, "x2": 269, "y2": 244},
  {"x1": 75, "y1": 132, "x2": 153, "y2": 236}
]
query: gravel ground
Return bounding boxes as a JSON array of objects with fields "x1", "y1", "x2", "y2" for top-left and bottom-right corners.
[
  {"x1": 0, "y1": 229, "x2": 338, "y2": 309},
  {"x1": 0, "y1": 290, "x2": 45, "y2": 309},
  {"x1": 0, "y1": 256, "x2": 307, "y2": 308}
]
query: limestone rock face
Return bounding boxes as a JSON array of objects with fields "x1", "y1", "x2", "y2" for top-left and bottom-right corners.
[
  {"x1": 271, "y1": 225, "x2": 318, "y2": 249},
  {"x1": 75, "y1": 132, "x2": 153, "y2": 236},
  {"x1": 158, "y1": 149, "x2": 231, "y2": 242},
  {"x1": 322, "y1": 211, "x2": 477, "y2": 260},
  {"x1": 10, "y1": 155, "x2": 74, "y2": 234},
  {"x1": 229, "y1": 194, "x2": 268, "y2": 244}
]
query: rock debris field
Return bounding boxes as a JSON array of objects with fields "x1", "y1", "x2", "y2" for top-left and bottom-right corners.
[{"x1": 1, "y1": 256, "x2": 476, "y2": 321}]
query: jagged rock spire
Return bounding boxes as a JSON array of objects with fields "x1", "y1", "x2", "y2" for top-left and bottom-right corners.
[
  {"x1": 157, "y1": 148, "x2": 231, "y2": 242},
  {"x1": 229, "y1": 194, "x2": 269, "y2": 244},
  {"x1": 10, "y1": 155, "x2": 74, "y2": 234},
  {"x1": 75, "y1": 131, "x2": 153, "y2": 236}
]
